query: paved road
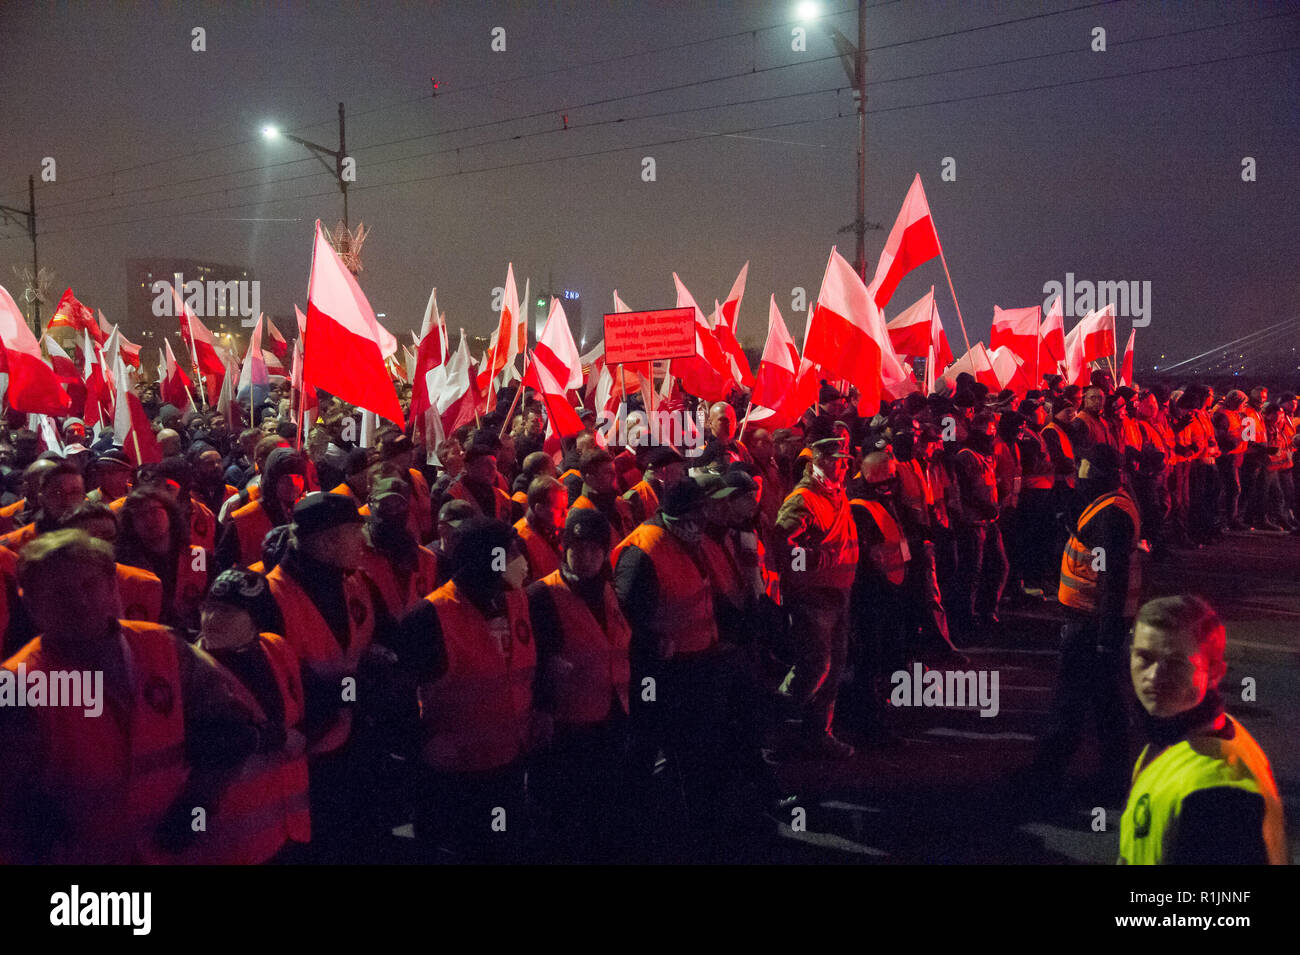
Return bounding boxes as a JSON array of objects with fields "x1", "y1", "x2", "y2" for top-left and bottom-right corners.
[{"x1": 761, "y1": 527, "x2": 1300, "y2": 864}]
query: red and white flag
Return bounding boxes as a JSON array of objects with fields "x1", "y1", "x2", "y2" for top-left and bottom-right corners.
[
  {"x1": 804, "y1": 247, "x2": 892, "y2": 414},
  {"x1": 750, "y1": 294, "x2": 800, "y2": 421},
  {"x1": 264, "y1": 316, "x2": 290, "y2": 363},
  {"x1": 1038, "y1": 296, "x2": 1066, "y2": 380},
  {"x1": 944, "y1": 341, "x2": 1000, "y2": 394},
  {"x1": 159, "y1": 338, "x2": 193, "y2": 412},
  {"x1": 988, "y1": 344, "x2": 1033, "y2": 396},
  {"x1": 112, "y1": 355, "x2": 161, "y2": 466},
  {"x1": 669, "y1": 273, "x2": 732, "y2": 403},
  {"x1": 714, "y1": 263, "x2": 755, "y2": 389},
  {"x1": 303, "y1": 219, "x2": 404, "y2": 425},
  {"x1": 526, "y1": 296, "x2": 583, "y2": 393},
  {"x1": 990, "y1": 305, "x2": 1040, "y2": 378},
  {"x1": 81, "y1": 329, "x2": 112, "y2": 428},
  {"x1": 0, "y1": 284, "x2": 72, "y2": 416},
  {"x1": 488, "y1": 264, "x2": 522, "y2": 390},
  {"x1": 169, "y1": 283, "x2": 226, "y2": 379},
  {"x1": 435, "y1": 331, "x2": 478, "y2": 435},
  {"x1": 409, "y1": 288, "x2": 449, "y2": 422},
  {"x1": 867, "y1": 173, "x2": 942, "y2": 311},
  {"x1": 1119, "y1": 328, "x2": 1136, "y2": 387},
  {"x1": 1063, "y1": 305, "x2": 1116, "y2": 386}
]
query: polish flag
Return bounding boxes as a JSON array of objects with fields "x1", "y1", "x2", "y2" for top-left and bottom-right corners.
[
  {"x1": 46, "y1": 289, "x2": 106, "y2": 346},
  {"x1": 0, "y1": 284, "x2": 72, "y2": 416},
  {"x1": 159, "y1": 339, "x2": 193, "y2": 412},
  {"x1": 945, "y1": 341, "x2": 1000, "y2": 394},
  {"x1": 237, "y1": 313, "x2": 269, "y2": 408},
  {"x1": 1038, "y1": 296, "x2": 1066, "y2": 380},
  {"x1": 42, "y1": 335, "x2": 80, "y2": 381},
  {"x1": 525, "y1": 296, "x2": 584, "y2": 394},
  {"x1": 988, "y1": 345, "x2": 1033, "y2": 396},
  {"x1": 880, "y1": 333, "x2": 920, "y2": 400},
  {"x1": 867, "y1": 174, "x2": 942, "y2": 311},
  {"x1": 303, "y1": 219, "x2": 404, "y2": 426},
  {"x1": 435, "y1": 331, "x2": 479, "y2": 435},
  {"x1": 750, "y1": 295, "x2": 800, "y2": 417},
  {"x1": 581, "y1": 340, "x2": 605, "y2": 405},
  {"x1": 990, "y1": 305, "x2": 1040, "y2": 378},
  {"x1": 169, "y1": 283, "x2": 226, "y2": 383},
  {"x1": 215, "y1": 349, "x2": 241, "y2": 430},
  {"x1": 1063, "y1": 305, "x2": 1117, "y2": 386},
  {"x1": 97, "y1": 312, "x2": 142, "y2": 369},
  {"x1": 1119, "y1": 328, "x2": 1136, "y2": 387},
  {"x1": 714, "y1": 263, "x2": 755, "y2": 389},
  {"x1": 112, "y1": 356, "x2": 161, "y2": 466},
  {"x1": 489, "y1": 265, "x2": 521, "y2": 383},
  {"x1": 81, "y1": 329, "x2": 112, "y2": 428},
  {"x1": 264, "y1": 316, "x2": 290, "y2": 363},
  {"x1": 409, "y1": 288, "x2": 449, "y2": 421},
  {"x1": 804, "y1": 247, "x2": 891, "y2": 414},
  {"x1": 669, "y1": 273, "x2": 732, "y2": 403}
]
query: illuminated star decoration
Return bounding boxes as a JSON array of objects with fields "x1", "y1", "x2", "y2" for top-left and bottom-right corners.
[
  {"x1": 12, "y1": 264, "x2": 54, "y2": 307},
  {"x1": 325, "y1": 220, "x2": 368, "y2": 275}
]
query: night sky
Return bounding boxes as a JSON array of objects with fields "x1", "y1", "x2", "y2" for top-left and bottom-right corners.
[{"x1": 2, "y1": 0, "x2": 1296, "y2": 371}]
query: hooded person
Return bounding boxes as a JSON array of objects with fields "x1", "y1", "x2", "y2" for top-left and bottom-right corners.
[
  {"x1": 357, "y1": 474, "x2": 439, "y2": 619},
  {"x1": 525, "y1": 507, "x2": 634, "y2": 860},
  {"x1": 189, "y1": 441, "x2": 238, "y2": 519},
  {"x1": 216, "y1": 448, "x2": 309, "y2": 570},
  {"x1": 388, "y1": 516, "x2": 541, "y2": 863}
]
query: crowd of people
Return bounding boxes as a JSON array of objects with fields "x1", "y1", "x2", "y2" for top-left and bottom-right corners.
[{"x1": 0, "y1": 365, "x2": 1291, "y2": 864}]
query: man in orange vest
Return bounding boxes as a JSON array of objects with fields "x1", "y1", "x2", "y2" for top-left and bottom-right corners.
[
  {"x1": 192, "y1": 569, "x2": 312, "y2": 863},
  {"x1": 527, "y1": 508, "x2": 632, "y2": 861},
  {"x1": 570, "y1": 448, "x2": 636, "y2": 547},
  {"x1": 358, "y1": 475, "x2": 439, "y2": 619},
  {"x1": 216, "y1": 448, "x2": 307, "y2": 569},
  {"x1": 774, "y1": 435, "x2": 859, "y2": 759},
  {"x1": 623, "y1": 445, "x2": 686, "y2": 526},
  {"x1": 1212, "y1": 390, "x2": 1249, "y2": 531},
  {"x1": 951, "y1": 412, "x2": 1008, "y2": 637},
  {"x1": 0, "y1": 459, "x2": 85, "y2": 553},
  {"x1": 443, "y1": 438, "x2": 514, "y2": 521},
  {"x1": 390, "y1": 517, "x2": 541, "y2": 863},
  {"x1": 0, "y1": 530, "x2": 260, "y2": 864},
  {"x1": 514, "y1": 476, "x2": 565, "y2": 585},
  {"x1": 1029, "y1": 444, "x2": 1142, "y2": 806}
]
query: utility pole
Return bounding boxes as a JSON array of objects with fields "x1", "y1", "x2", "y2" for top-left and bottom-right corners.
[
  {"x1": 338, "y1": 101, "x2": 348, "y2": 231},
  {"x1": 263, "y1": 102, "x2": 349, "y2": 231},
  {"x1": 855, "y1": 0, "x2": 867, "y2": 281},
  {"x1": 0, "y1": 175, "x2": 40, "y2": 334}
]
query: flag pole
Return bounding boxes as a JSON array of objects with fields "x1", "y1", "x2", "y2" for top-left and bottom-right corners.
[
  {"x1": 928, "y1": 222, "x2": 972, "y2": 356},
  {"x1": 499, "y1": 352, "x2": 529, "y2": 439}
]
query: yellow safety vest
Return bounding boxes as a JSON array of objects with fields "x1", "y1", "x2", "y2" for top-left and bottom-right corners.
[{"x1": 1119, "y1": 715, "x2": 1287, "y2": 865}]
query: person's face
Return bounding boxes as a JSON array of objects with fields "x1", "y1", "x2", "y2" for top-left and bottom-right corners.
[
  {"x1": 440, "y1": 440, "x2": 465, "y2": 473},
  {"x1": 1130, "y1": 622, "x2": 1223, "y2": 719},
  {"x1": 709, "y1": 405, "x2": 736, "y2": 441},
  {"x1": 307, "y1": 523, "x2": 365, "y2": 569},
  {"x1": 27, "y1": 568, "x2": 119, "y2": 644},
  {"x1": 466, "y1": 454, "x2": 498, "y2": 485},
  {"x1": 816, "y1": 452, "x2": 849, "y2": 484},
  {"x1": 99, "y1": 467, "x2": 133, "y2": 501},
  {"x1": 1111, "y1": 398, "x2": 1128, "y2": 419},
  {"x1": 1082, "y1": 388, "x2": 1104, "y2": 414},
  {"x1": 1255, "y1": 389, "x2": 1268, "y2": 406},
  {"x1": 63, "y1": 423, "x2": 86, "y2": 444},
  {"x1": 275, "y1": 472, "x2": 306, "y2": 507},
  {"x1": 1283, "y1": 398, "x2": 1297, "y2": 415},
  {"x1": 1136, "y1": 394, "x2": 1158, "y2": 420},
  {"x1": 260, "y1": 419, "x2": 279, "y2": 435},
  {"x1": 41, "y1": 474, "x2": 85, "y2": 521},
  {"x1": 196, "y1": 450, "x2": 224, "y2": 483},
  {"x1": 749, "y1": 431, "x2": 774, "y2": 463},
  {"x1": 199, "y1": 604, "x2": 259, "y2": 651},
  {"x1": 565, "y1": 539, "x2": 608, "y2": 581},
  {"x1": 525, "y1": 413, "x2": 543, "y2": 437},
  {"x1": 776, "y1": 434, "x2": 801, "y2": 459},
  {"x1": 241, "y1": 433, "x2": 260, "y2": 457},
  {"x1": 533, "y1": 488, "x2": 568, "y2": 532},
  {"x1": 132, "y1": 499, "x2": 172, "y2": 550},
  {"x1": 586, "y1": 461, "x2": 617, "y2": 496}
]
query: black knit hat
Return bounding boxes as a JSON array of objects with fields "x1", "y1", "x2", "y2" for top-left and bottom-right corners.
[
  {"x1": 564, "y1": 507, "x2": 611, "y2": 548},
  {"x1": 206, "y1": 568, "x2": 279, "y2": 633},
  {"x1": 292, "y1": 491, "x2": 362, "y2": 537}
]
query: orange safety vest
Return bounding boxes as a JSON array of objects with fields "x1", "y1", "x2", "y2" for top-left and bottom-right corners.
[
  {"x1": 1022, "y1": 429, "x2": 1055, "y2": 490},
  {"x1": 117, "y1": 563, "x2": 164, "y2": 622},
  {"x1": 1240, "y1": 406, "x2": 1265, "y2": 449},
  {"x1": 447, "y1": 477, "x2": 513, "y2": 522},
  {"x1": 849, "y1": 498, "x2": 909, "y2": 586},
  {"x1": 2, "y1": 622, "x2": 190, "y2": 864},
  {"x1": 173, "y1": 632, "x2": 310, "y2": 864},
  {"x1": 537, "y1": 569, "x2": 631, "y2": 727},
  {"x1": 571, "y1": 493, "x2": 635, "y2": 548},
  {"x1": 357, "y1": 541, "x2": 439, "y2": 618},
  {"x1": 0, "y1": 497, "x2": 26, "y2": 535},
  {"x1": 1220, "y1": 409, "x2": 1246, "y2": 459},
  {"x1": 622, "y1": 479, "x2": 660, "y2": 525},
  {"x1": 265, "y1": 564, "x2": 377, "y2": 755},
  {"x1": 514, "y1": 516, "x2": 561, "y2": 584},
  {"x1": 778, "y1": 484, "x2": 859, "y2": 591},
  {"x1": 611, "y1": 523, "x2": 718, "y2": 657},
  {"x1": 700, "y1": 532, "x2": 745, "y2": 608},
  {"x1": 230, "y1": 499, "x2": 275, "y2": 568},
  {"x1": 420, "y1": 580, "x2": 536, "y2": 773},
  {"x1": 407, "y1": 468, "x2": 435, "y2": 543},
  {"x1": 1043, "y1": 421, "x2": 1077, "y2": 488},
  {"x1": 1058, "y1": 490, "x2": 1142, "y2": 617},
  {"x1": 0, "y1": 521, "x2": 39, "y2": 554},
  {"x1": 189, "y1": 499, "x2": 217, "y2": 553}
]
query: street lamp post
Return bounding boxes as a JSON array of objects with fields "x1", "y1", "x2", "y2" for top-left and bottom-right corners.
[{"x1": 262, "y1": 101, "x2": 349, "y2": 230}]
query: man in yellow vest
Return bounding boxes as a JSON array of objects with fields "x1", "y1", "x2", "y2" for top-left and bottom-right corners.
[
  {"x1": 1030, "y1": 444, "x2": 1142, "y2": 805},
  {"x1": 1120, "y1": 595, "x2": 1287, "y2": 864},
  {"x1": 774, "y1": 435, "x2": 860, "y2": 759},
  {"x1": 0, "y1": 530, "x2": 260, "y2": 864},
  {"x1": 389, "y1": 517, "x2": 541, "y2": 863},
  {"x1": 527, "y1": 508, "x2": 631, "y2": 861}
]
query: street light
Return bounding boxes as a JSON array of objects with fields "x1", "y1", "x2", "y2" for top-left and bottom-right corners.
[
  {"x1": 260, "y1": 102, "x2": 350, "y2": 229},
  {"x1": 800, "y1": 1, "x2": 871, "y2": 280}
]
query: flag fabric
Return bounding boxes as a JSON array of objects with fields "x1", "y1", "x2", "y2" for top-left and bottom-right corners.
[
  {"x1": 303, "y1": 219, "x2": 404, "y2": 426},
  {"x1": 1038, "y1": 296, "x2": 1066, "y2": 380},
  {"x1": 609, "y1": 291, "x2": 655, "y2": 412},
  {"x1": 169, "y1": 283, "x2": 226, "y2": 378},
  {"x1": 237, "y1": 313, "x2": 269, "y2": 409},
  {"x1": 98, "y1": 313, "x2": 142, "y2": 369},
  {"x1": 434, "y1": 331, "x2": 478, "y2": 435},
  {"x1": 987, "y1": 344, "x2": 1033, "y2": 396},
  {"x1": 880, "y1": 333, "x2": 920, "y2": 400},
  {"x1": 868, "y1": 173, "x2": 942, "y2": 311},
  {"x1": 489, "y1": 265, "x2": 521, "y2": 384},
  {"x1": 81, "y1": 329, "x2": 111, "y2": 428},
  {"x1": 714, "y1": 263, "x2": 755, "y2": 389},
  {"x1": 528, "y1": 347, "x2": 586, "y2": 439},
  {"x1": 669, "y1": 273, "x2": 731, "y2": 403},
  {"x1": 408, "y1": 291, "x2": 449, "y2": 422},
  {"x1": 112, "y1": 356, "x2": 161, "y2": 466},
  {"x1": 264, "y1": 316, "x2": 289, "y2": 363},
  {"x1": 525, "y1": 297, "x2": 584, "y2": 393},
  {"x1": 944, "y1": 341, "x2": 1000, "y2": 394},
  {"x1": 990, "y1": 305, "x2": 1040, "y2": 378},
  {"x1": 0, "y1": 284, "x2": 72, "y2": 415},
  {"x1": 518, "y1": 277, "x2": 529, "y2": 355},
  {"x1": 804, "y1": 247, "x2": 891, "y2": 414},
  {"x1": 750, "y1": 295, "x2": 800, "y2": 415},
  {"x1": 46, "y1": 289, "x2": 105, "y2": 345},
  {"x1": 215, "y1": 350, "x2": 241, "y2": 430},
  {"x1": 42, "y1": 335, "x2": 86, "y2": 414},
  {"x1": 160, "y1": 339, "x2": 194, "y2": 412},
  {"x1": 1119, "y1": 328, "x2": 1135, "y2": 387},
  {"x1": 1063, "y1": 305, "x2": 1117, "y2": 386}
]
